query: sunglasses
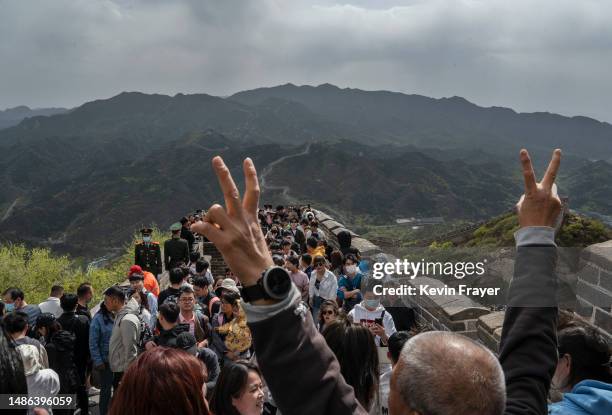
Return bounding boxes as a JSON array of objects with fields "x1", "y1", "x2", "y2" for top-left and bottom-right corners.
[{"x1": 322, "y1": 310, "x2": 335, "y2": 316}]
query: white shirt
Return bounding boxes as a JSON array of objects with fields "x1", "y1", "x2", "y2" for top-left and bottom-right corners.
[
  {"x1": 348, "y1": 303, "x2": 397, "y2": 346},
  {"x1": 309, "y1": 269, "x2": 338, "y2": 301},
  {"x1": 39, "y1": 297, "x2": 63, "y2": 318}
]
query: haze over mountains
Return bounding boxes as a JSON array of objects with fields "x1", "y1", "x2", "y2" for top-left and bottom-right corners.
[{"x1": 1, "y1": 84, "x2": 610, "y2": 258}]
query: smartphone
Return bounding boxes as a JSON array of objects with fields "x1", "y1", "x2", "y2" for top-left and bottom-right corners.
[{"x1": 374, "y1": 317, "x2": 383, "y2": 326}]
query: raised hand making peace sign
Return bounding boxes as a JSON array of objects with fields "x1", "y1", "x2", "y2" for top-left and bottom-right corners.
[
  {"x1": 516, "y1": 148, "x2": 562, "y2": 229},
  {"x1": 190, "y1": 157, "x2": 274, "y2": 297}
]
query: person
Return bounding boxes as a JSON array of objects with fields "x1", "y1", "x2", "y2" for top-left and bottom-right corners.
[
  {"x1": 175, "y1": 331, "x2": 220, "y2": 395},
  {"x1": 181, "y1": 216, "x2": 196, "y2": 254},
  {"x1": 337, "y1": 230, "x2": 360, "y2": 258},
  {"x1": 549, "y1": 324, "x2": 612, "y2": 414},
  {"x1": 308, "y1": 220, "x2": 326, "y2": 241},
  {"x1": 284, "y1": 256, "x2": 309, "y2": 303},
  {"x1": 194, "y1": 258, "x2": 214, "y2": 286},
  {"x1": 2, "y1": 287, "x2": 41, "y2": 328},
  {"x1": 17, "y1": 344, "x2": 60, "y2": 415},
  {"x1": 38, "y1": 285, "x2": 64, "y2": 318},
  {"x1": 177, "y1": 286, "x2": 210, "y2": 346},
  {"x1": 74, "y1": 283, "x2": 94, "y2": 321},
  {"x1": 190, "y1": 149, "x2": 563, "y2": 415},
  {"x1": 210, "y1": 360, "x2": 265, "y2": 415},
  {"x1": 323, "y1": 318, "x2": 380, "y2": 412},
  {"x1": 317, "y1": 299, "x2": 340, "y2": 333},
  {"x1": 299, "y1": 253, "x2": 313, "y2": 279},
  {"x1": 134, "y1": 227, "x2": 163, "y2": 277},
  {"x1": 348, "y1": 277, "x2": 397, "y2": 346},
  {"x1": 281, "y1": 239, "x2": 297, "y2": 259},
  {"x1": 192, "y1": 275, "x2": 221, "y2": 319},
  {"x1": 210, "y1": 291, "x2": 251, "y2": 364},
  {"x1": 4, "y1": 311, "x2": 50, "y2": 370},
  {"x1": 35, "y1": 313, "x2": 79, "y2": 415},
  {"x1": 158, "y1": 267, "x2": 186, "y2": 305},
  {"x1": 57, "y1": 293, "x2": 90, "y2": 415},
  {"x1": 215, "y1": 277, "x2": 241, "y2": 298},
  {"x1": 89, "y1": 287, "x2": 120, "y2": 415},
  {"x1": 108, "y1": 347, "x2": 209, "y2": 415},
  {"x1": 164, "y1": 223, "x2": 190, "y2": 270},
  {"x1": 128, "y1": 272, "x2": 158, "y2": 328},
  {"x1": 150, "y1": 302, "x2": 189, "y2": 348},
  {"x1": 379, "y1": 332, "x2": 412, "y2": 415},
  {"x1": 108, "y1": 292, "x2": 141, "y2": 389},
  {"x1": 337, "y1": 254, "x2": 363, "y2": 313},
  {"x1": 1, "y1": 320, "x2": 29, "y2": 415},
  {"x1": 306, "y1": 236, "x2": 326, "y2": 258},
  {"x1": 309, "y1": 255, "x2": 338, "y2": 319},
  {"x1": 288, "y1": 218, "x2": 306, "y2": 254},
  {"x1": 329, "y1": 249, "x2": 345, "y2": 276},
  {"x1": 128, "y1": 265, "x2": 160, "y2": 298}
]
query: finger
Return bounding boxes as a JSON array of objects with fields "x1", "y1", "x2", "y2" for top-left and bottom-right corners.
[
  {"x1": 541, "y1": 148, "x2": 562, "y2": 189},
  {"x1": 212, "y1": 156, "x2": 242, "y2": 216},
  {"x1": 519, "y1": 149, "x2": 537, "y2": 194},
  {"x1": 204, "y1": 204, "x2": 233, "y2": 230},
  {"x1": 242, "y1": 157, "x2": 260, "y2": 216},
  {"x1": 191, "y1": 219, "x2": 224, "y2": 246}
]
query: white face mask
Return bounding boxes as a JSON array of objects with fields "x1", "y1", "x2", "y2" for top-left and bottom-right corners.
[
  {"x1": 345, "y1": 265, "x2": 357, "y2": 275},
  {"x1": 143, "y1": 236, "x2": 151, "y2": 243}
]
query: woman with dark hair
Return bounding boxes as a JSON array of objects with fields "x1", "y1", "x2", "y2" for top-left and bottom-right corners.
[
  {"x1": 109, "y1": 347, "x2": 209, "y2": 415},
  {"x1": 549, "y1": 324, "x2": 612, "y2": 414},
  {"x1": 309, "y1": 255, "x2": 338, "y2": 319},
  {"x1": 210, "y1": 360, "x2": 264, "y2": 415},
  {"x1": 35, "y1": 313, "x2": 79, "y2": 415},
  {"x1": 317, "y1": 300, "x2": 340, "y2": 333},
  {"x1": 0, "y1": 325, "x2": 28, "y2": 415},
  {"x1": 322, "y1": 318, "x2": 379, "y2": 412},
  {"x1": 89, "y1": 293, "x2": 116, "y2": 415},
  {"x1": 329, "y1": 249, "x2": 344, "y2": 276}
]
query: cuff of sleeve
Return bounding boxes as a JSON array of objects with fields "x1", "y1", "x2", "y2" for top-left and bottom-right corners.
[
  {"x1": 242, "y1": 285, "x2": 302, "y2": 323},
  {"x1": 514, "y1": 226, "x2": 556, "y2": 247}
]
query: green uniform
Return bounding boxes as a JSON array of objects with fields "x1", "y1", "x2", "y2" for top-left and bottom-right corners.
[
  {"x1": 134, "y1": 241, "x2": 162, "y2": 276},
  {"x1": 163, "y1": 237, "x2": 189, "y2": 270}
]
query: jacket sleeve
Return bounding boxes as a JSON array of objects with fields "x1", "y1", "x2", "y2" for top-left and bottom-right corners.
[
  {"x1": 163, "y1": 242, "x2": 170, "y2": 270},
  {"x1": 500, "y1": 230, "x2": 558, "y2": 415},
  {"x1": 246, "y1": 287, "x2": 367, "y2": 415},
  {"x1": 121, "y1": 317, "x2": 140, "y2": 367},
  {"x1": 155, "y1": 245, "x2": 162, "y2": 275},
  {"x1": 134, "y1": 246, "x2": 140, "y2": 266},
  {"x1": 89, "y1": 316, "x2": 104, "y2": 366}
]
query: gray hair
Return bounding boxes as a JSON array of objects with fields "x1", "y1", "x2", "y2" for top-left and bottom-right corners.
[{"x1": 396, "y1": 331, "x2": 506, "y2": 415}]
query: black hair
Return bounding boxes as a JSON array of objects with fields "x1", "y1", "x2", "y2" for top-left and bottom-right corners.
[
  {"x1": 190, "y1": 251, "x2": 201, "y2": 263},
  {"x1": 50, "y1": 285, "x2": 64, "y2": 297},
  {"x1": 318, "y1": 300, "x2": 340, "y2": 330},
  {"x1": 192, "y1": 276, "x2": 209, "y2": 288},
  {"x1": 301, "y1": 253, "x2": 312, "y2": 266},
  {"x1": 558, "y1": 325, "x2": 612, "y2": 387},
  {"x1": 77, "y1": 282, "x2": 92, "y2": 298},
  {"x1": 195, "y1": 258, "x2": 209, "y2": 273},
  {"x1": 388, "y1": 331, "x2": 412, "y2": 364},
  {"x1": 221, "y1": 291, "x2": 240, "y2": 307},
  {"x1": 35, "y1": 313, "x2": 62, "y2": 343},
  {"x1": 2, "y1": 287, "x2": 24, "y2": 301},
  {"x1": 286, "y1": 256, "x2": 300, "y2": 268},
  {"x1": 281, "y1": 240, "x2": 291, "y2": 247},
  {"x1": 104, "y1": 285, "x2": 126, "y2": 302},
  {"x1": 169, "y1": 268, "x2": 185, "y2": 285},
  {"x1": 210, "y1": 360, "x2": 262, "y2": 415},
  {"x1": 343, "y1": 253, "x2": 358, "y2": 265},
  {"x1": 313, "y1": 255, "x2": 326, "y2": 267},
  {"x1": 272, "y1": 255, "x2": 285, "y2": 267},
  {"x1": 159, "y1": 302, "x2": 180, "y2": 324},
  {"x1": 179, "y1": 285, "x2": 195, "y2": 297},
  {"x1": 0, "y1": 326, "x2": 28, "y2": 402},
  {"x1": 2, "y1": 311, "x2": 29, "y2": 334},
  {"x1": 180, "y1": 216, "x2": 189, "y2": 225},
  {"x1": 60, "y1": 293, "x2": 79, "y2": 312},
  {"x1": 269, "y1": 242, "x2": 281, "y2": 252},
  {"x1": 323, "y1": 318, "x2": 379, "y2": 410},
  {"x1": 306, "y1": 237, "x2": 318, "y2": 249}
]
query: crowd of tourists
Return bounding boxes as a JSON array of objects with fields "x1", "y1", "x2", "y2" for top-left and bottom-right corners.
[{"x1": 1, "y1": 149, "x2": 611, "y2": 415}]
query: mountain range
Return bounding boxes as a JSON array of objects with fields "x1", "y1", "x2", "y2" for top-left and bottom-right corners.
[
  {"x1": 0, "y1": 84, "x2": 610, "y2": 258},
  {"x1": 0, "y1": 106, "x2": 67, "y2": 130}
]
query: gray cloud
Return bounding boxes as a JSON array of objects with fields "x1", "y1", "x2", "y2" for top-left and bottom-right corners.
[{"x1": 1, "y1": 0, "x2": 611, "y2": 122}]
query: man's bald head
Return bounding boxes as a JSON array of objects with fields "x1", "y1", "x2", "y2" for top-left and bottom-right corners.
[{"x1": 389, "y1": 331, "x2": 505, "y2": 415}]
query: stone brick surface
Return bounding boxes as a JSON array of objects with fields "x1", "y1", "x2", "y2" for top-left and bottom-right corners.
[
  {"x1": 577, "y1": 280, "x2": 612, "y2": 308},
  {"x1": 579, "y1": 263, "x2": 600, "y2": 285}
]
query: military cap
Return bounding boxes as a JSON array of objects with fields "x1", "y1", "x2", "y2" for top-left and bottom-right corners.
[
  {"x1": 140, "y1": 227, "x2": 153, "y2": 235},
  {"x1": 170, "y1": 222, "x2": 182, "y2": 231}
]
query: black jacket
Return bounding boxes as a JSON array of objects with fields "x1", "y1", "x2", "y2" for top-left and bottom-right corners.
[
  {"x1": 181, "y1": 227, "x2": 196, "y2": 253},
  {"x1": 164, "y1": 238, "x2": 190, "y2": 269},
  {"x1": 46, "y1": 330, "x2": 79, "y2": 394},
  {"x1": 154, "y1": 323, "x2": 189, "y2": 348},
  {"x1": 58, "y1": 311, "x2": 91, "y2": 370}
]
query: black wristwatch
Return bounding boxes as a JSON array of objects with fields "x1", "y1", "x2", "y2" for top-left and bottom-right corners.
[{"x1": 240, "y1": 266, "x2": 292, "y2": 303}]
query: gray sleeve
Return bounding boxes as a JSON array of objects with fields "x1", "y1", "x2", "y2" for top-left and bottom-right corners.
[{"x1": 514, "y1": 226, "x2": 555, "y2": 247}]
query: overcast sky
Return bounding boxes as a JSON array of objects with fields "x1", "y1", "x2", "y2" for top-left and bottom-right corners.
[{"x1": 1, "y1": 0, "x2": 611, "y2": 122}]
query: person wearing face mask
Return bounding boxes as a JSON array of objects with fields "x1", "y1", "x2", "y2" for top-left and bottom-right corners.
[
  {"x1": 210, "y1": 360, "x2": 265, "y2": 415},
  {"x1": 337, "y1": 254, "x2": 364, "y2": 313},
  {"x1": 134, "y1": 228, "x2": 162, "y2": 278},
  {"x1": 348, "y1": 277, "x2": 397, "y2": 347},
  {"x1": 549, "y1": 323, "x2": 612, "y2": 415},
  {"x1": 2, "y1": 287, "x2": 41, "y2": 329}
]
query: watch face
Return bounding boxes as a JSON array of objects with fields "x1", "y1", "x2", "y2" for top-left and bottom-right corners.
[{"x1": 264, "y1": 266, "x2": 292, "y2": 299}]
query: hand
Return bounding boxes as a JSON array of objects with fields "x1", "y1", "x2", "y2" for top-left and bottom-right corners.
[
  {"x1": 369, "y1": 323, "x2": 386, "y2": 338},
  {"x1": 516, "y1": 149, "x2": 562, "y2": 228},
  {"x1": 191, "y1": 157, "x2": 273, "y2": 291},
  {"x1": 197, "y1": 340, "x2": 208, "y2": 348}
]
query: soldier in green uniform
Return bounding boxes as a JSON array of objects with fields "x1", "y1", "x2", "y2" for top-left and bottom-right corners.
[
  {"x1": 164, "y1": 222, "x2": 190, "y2": 270},
  {"x1": 134, "y1": 228, "x2": 162, "y2": 277}
]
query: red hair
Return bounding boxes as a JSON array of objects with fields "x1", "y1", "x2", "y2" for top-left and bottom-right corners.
[{"x1": 109, "y1": 347, "x2": 209, "y2": 415}]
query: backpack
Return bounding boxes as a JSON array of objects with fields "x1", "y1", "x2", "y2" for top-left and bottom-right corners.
[
  {"x1": 208, "y1": 296, "x2": 221, "y2": 318},
  {"x1": 117, "y1": 311, "x2": 153, "y2": 354}
]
